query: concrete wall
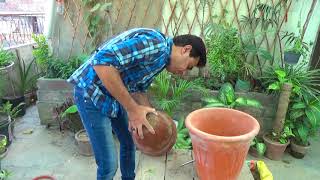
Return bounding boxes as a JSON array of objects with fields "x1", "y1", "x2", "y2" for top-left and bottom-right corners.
[
  {"x1": 0, "y1": 0, "x2": 45, "y2": 12},
  {"x1": 150, "y1": 89, "x2": 278, "y2": 136}
]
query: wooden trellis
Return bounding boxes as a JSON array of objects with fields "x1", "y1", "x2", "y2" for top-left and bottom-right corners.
[{"x1": 53, "y1": 0, "x2": 316, "y2": 69}]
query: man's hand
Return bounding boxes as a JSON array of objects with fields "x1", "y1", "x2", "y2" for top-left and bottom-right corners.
[
  {"x1": 127, "y1": 105, "x2": 157, "y2": 139},
  {"x1": 93, "y1": 65, "x2": 155, "y2": 139}
]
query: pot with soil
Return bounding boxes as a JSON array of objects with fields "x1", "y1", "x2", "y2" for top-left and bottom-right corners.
[
  {"x1": 75, "y1": 129, "x2": 93, "y2": 156},
  {"x1": 263, "y1": 134, "x2": 290, "y2": 160},
  {"x1": 132, "y1": 111, "x2": 177, "y2": 156},
  {"x1": 290, "y1": 140, "x2": 310, "y2": 159},
  {"x1": 0, "y1": 134, "x2": 8, "y2": 159}
]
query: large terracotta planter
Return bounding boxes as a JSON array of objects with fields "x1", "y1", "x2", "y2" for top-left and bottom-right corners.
[
  {"x1": 132, "y1": 111, "x2": 177, "y2": 156},
  {"x1": 186, "y1": 108, "x2": 260, "y2": 180},
  {"x1": 263, "y1": 134, "x2": 290, "y2": 160}
]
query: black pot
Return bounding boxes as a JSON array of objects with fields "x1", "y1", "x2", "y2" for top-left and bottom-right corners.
[
  {"x1": 290, "y1": 140, "x2": 311, "y2": 159},
  {"x1": 1, "y1": 95, "x2": 26, "y2": 117},
  {"x1": 0, "y1": 118, "x2": 13, "y2": 147},
  {"x1": 284, "y1": 52, "x2": 301, "y2": 65}
]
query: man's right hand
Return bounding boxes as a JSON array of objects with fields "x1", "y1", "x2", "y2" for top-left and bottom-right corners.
[{"x1": 127, "y1": 105, "x2": 157, "y2": 139}]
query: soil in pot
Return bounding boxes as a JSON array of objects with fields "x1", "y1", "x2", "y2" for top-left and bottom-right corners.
[
  {"x1": 263, "y1": 134, "x2": 290, "y2": 160},
  {"x1": 290, "y1": 140, "x2": 310, "y2": 159},
  {"x1": 132, "y1": 111, "x2": 177, "y2": 156}
]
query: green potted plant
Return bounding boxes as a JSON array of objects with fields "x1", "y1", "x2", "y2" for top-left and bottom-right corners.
[
  {"x1": 282, "y1": 31, "x2": 310, "y2": 65},
  {"x1": 249, "y1": 137, "x2": 266, "y2": 158},
  {"x1": 287, "y1": 95, "x2": 320, "y2": 159},
  {"x1": 0, "y1": 48, "x2": 15, "y2": 72},
  {"x1": 260, "y1": 63, "x2": 320, "y2": 160},
  {"x1": 205, "y1": 24, "x2": 244, "y2": 86},
  {"x1": 0, "y1": 169, "x2": 11, "y2": 180},
  {"x1": 14, "y1": 57, "x2": 39, "y2": 107},
  {"x1": 0, "y1": 101, "x2": 24, "y2": 147},
  {"x1": 174, "y1": 117, "x2": 192, "y2": 150}
]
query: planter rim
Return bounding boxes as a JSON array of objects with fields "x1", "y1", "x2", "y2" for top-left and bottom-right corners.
[
  {"x1": 263, "y1": 133, "x2": 290, "y2": 146},
  {"x1": 185, "y1": 108, "x2": 260, "y2": 143},
  {"x1": 0, "y1": 61, "x2": 14, "y2": 72}
]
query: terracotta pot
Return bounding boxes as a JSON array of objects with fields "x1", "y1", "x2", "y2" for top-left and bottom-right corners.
[
  {"x1": 186, "y1": 108, "x2": 260, "y2": 180},
  {"x1": 32, "y1": 175, "x2": 56, "y2": 180},
  {"x1": 290, "y1": 140, "x2": 310, "y2": 159},
  {"x1": 132, "y1": 111, "x2": 177, "y2": 156},
  {"x1": 263, "y1": 134, "x2": 290, "y2": 160}
]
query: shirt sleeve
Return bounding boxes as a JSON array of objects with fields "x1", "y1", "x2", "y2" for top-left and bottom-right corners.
[{"x1": 90, "y1": 33, "x2": 167, "y2": 69}]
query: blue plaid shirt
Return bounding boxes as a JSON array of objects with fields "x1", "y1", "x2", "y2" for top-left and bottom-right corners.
[{"x1": 67, "y1": 28, "x2": 173, "y2": 117}]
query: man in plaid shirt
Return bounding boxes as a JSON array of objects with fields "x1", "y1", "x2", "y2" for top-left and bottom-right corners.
[{"x1": 67, "y1": 28, "x2": 206, "y2": 180}]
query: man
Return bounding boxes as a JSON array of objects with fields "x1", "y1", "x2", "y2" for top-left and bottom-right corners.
[{"x1": 67, "y1": 28, "x2": 206, "y2": 180}]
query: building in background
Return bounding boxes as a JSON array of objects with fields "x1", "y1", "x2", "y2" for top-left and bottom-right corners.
[{"x1": 0, "y1": 0, "x2": 46, "y2": 47}]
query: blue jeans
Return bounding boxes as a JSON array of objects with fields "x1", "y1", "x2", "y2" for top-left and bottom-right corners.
[{"x1": 74, "y1": 87, "x2": 136, "y2": 180}]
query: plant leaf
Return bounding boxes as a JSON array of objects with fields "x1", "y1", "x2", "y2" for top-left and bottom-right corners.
[{"x1": 90, "y1": 3, "x2": 101, "y2": 12}]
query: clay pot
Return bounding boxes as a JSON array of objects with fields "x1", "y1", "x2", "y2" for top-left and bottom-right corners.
[
  {"x1": 132, "y1": 111, "x2": 177, "y2": 156},
  {"x1": 75, "y1": 129, "x2": 93, "y2": 156},
  {"x1": 290, "y1": 140, "x2": 310, "y2": 159},
  {"x1": 185, "y1": 108, "x2": 260, "y2": 180},
  {"x1": 263, "y1": 134, "x2": 290, "y2": 160}
]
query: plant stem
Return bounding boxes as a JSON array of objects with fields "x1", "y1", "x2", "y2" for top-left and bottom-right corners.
[{"x1": 273, "y1": 83, "x2": 292, "y2": 136}]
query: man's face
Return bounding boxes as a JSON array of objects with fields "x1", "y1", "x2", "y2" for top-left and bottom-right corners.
[{"x1": 166, "y1": 45, "x2": 199, "y2": 75}]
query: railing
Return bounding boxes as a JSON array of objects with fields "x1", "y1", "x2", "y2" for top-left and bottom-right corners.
[{"x1": 0, "y1": 12, "x2": 45, "y2": 48}]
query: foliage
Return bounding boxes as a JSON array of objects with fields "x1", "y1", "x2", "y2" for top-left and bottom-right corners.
[
  {"x1": 174, "y1": 118, "x2": 192, "y2": 149},
  {"x1": 46, "y1": 55, "x2": 87, "y2": 79},
  {"x1": 150, "y1": 71, "x2": 209, "y2": 116},
  {"x1": 202, "y1": 83, "x2": 262, "y2": 109},
  {"x1": 81, "y1": 0, "x2": 112, "y2": 45},
  {"x1": 205, "y1": 24, "x2": 245, "y2": 82},
  {"x1": 260, "y1": 63, "x2": 320, "y2": 99},
  {"x1": 52, "y1": 98, "x2": 83, "y2": 132},
  {"x1": 281, "y1": 31, "x2": 310, "y2": 58},
  {"x1": 271, "y1": 126, "x2": 294, "y2": 144},
  {"x1": 0, "y1": 169, "x2": 11, "y2": 180},
  {"x1": 288, "y1": 95, "x2": 320, "y2": 146},
  {"x1": 0, "y1": 48, "x2": 14, "y2": 68},
  {"x1": 250, "y1": 137, "x2": 266, "y2": 157},
  {"x1": 0, "y1": 135, "x2": 7, "y2": 152},
  {"x1": 32, "y1": 34, "x2": 50, "y2": 74},
  {"x1": 14, "y1": 58, "x2": 40, "y2": 95},
  {"x1": 0, "y1": 101, "x2": 24, "y2": 119}
]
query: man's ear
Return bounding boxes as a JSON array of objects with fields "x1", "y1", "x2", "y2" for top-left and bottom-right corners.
[{"x1": 183, "y1": 45, "x2": 192, "y2": 54}]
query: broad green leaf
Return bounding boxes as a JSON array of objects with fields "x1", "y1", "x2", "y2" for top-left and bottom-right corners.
[
  {"x1": 61, "y1": 105, "x2": 78, "y2": 118},
  {"x1": 268, "y1": 82, "x2": 280, "y2": 90},
  {"x1": 235, "y1": 98, "x2": 262, "y2": 108},
  {"x1": 297, "y1": 124, "x2": 308, "y2": 144},
  {"x1": 204, "y1": 103, "x2": 226, "y2": 108},
  {"x1": 202, "y1": 97, "x2": 221, "y2": 104},
  {"x1": 177, "y1": 118, "x2": 185, "y2": 130},
  {"x1": 292, "y1": 102, "x2": 306, "y2": 109},
  {"x1": 256, "y1": 143, "x2": 266, "y2": 156},
  {"x1": 290, "y1": 110, "x2": 305, "y2": 119},
  {"x1": 275, "y1": 69, "x2": 286, "y2": 79},
  {"x1": 306, "y1": 108, "x2": 317, "y2": 127},
  {"x1": 90, "y1": 3, "x2": 101, "y2": 12}
]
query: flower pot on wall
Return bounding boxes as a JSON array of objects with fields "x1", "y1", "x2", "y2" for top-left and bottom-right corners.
[
  {"x1": 185, "y1": 108, "x2": 260, "y2": 180},
  {"x1": 263, "y1": 134, "x2": 290, "y2": 160},
  {"x1": 284, "y1": 52, "x2": 301, "y2": 64},
  {"x1": 289, "y1": 140, "x2": 310, "y2": 159}
]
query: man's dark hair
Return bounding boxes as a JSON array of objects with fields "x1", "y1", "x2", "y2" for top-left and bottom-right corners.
[{"x1": 173, "y1": 34, "x2": 206, "y2": 67}]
